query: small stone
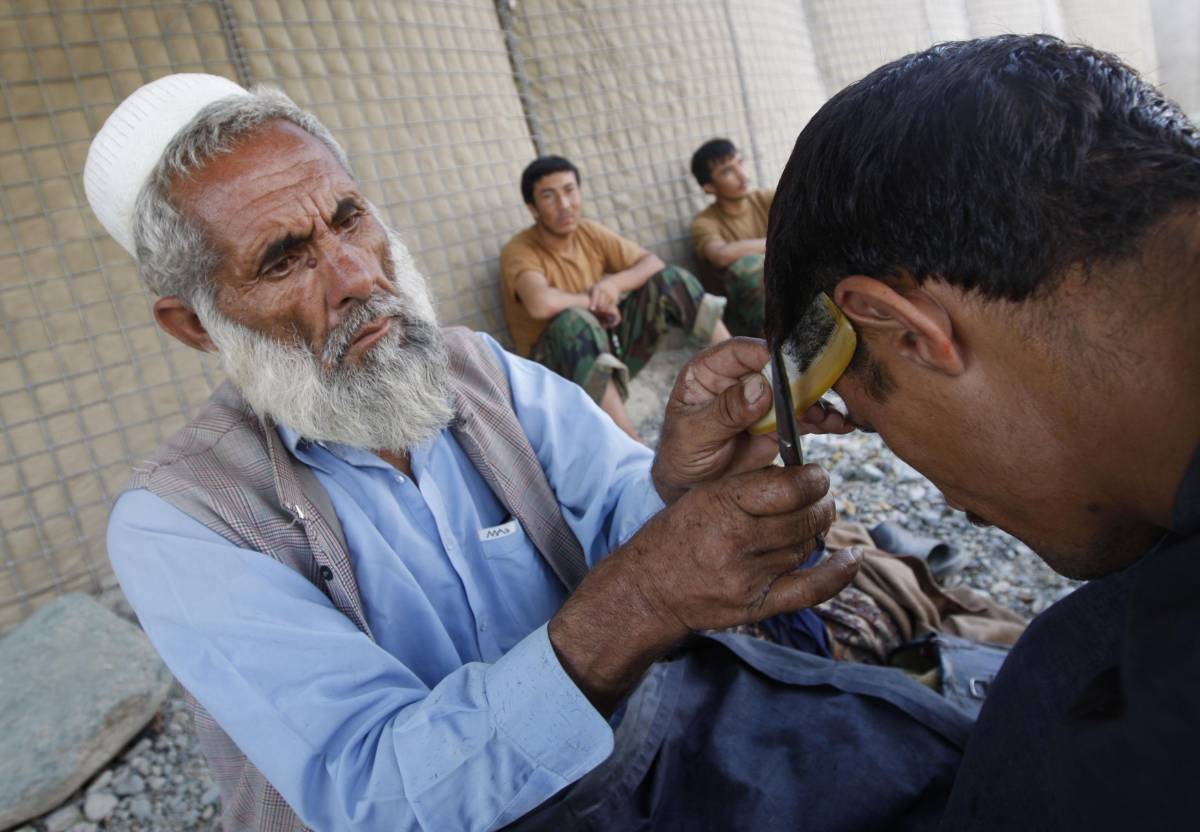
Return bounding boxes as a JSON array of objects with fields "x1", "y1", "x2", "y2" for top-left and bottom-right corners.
[
  {"x1": 201, "y1": 785, "x2": 221, "y2": 807},
  {"x1": 86, "y1": 771, "x2": 112, "y2": 795},
  {"x1": 83, "y1": 792, "x2": 118, "y2": 822},
  {"x1": 130, "y1": 757, "x2": 151, "y2": 776},
  {"x1": 68, "y1": 823, "x2": 98, "y2": 832},
  {"x1": 858, "y1": 463, "x2": 886, "y2": 482},
  {"x1": 128, "y1": 796, "x2": 152, "y2": 820},
  {"x1": 131, "y1": 738, "x2": 153, "y2": 757},
  {"x1": 919, "y1": 509, "x2": 943, "y2": 526},
  {"x1": 44, "y1": 805, "x2": 82, "y2": 832},
  {"x1": 181, "y1": 808, "x2": 200, "y2": 826},
  {"x1": 112, "y1": 771, "x2": 145, "y2": 797},
  {"x1": 201, "y1": 805, "x2": 215, "y2": 821},
  {"x1": 991, "y1": 580, "x2": 1012, "y2": 594},
  {"x1": 150, "y1": 764, "x2": 162, "y2": 776}
]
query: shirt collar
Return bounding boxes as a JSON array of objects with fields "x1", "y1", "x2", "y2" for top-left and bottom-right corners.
[{"x1": 275, "y1": 423, "x2": 403, "y2": 475}]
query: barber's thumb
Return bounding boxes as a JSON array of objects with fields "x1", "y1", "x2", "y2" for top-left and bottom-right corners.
[
  {"x1": 716, "y1": 372, "x2": 772, "y2": 429},
  {"x1": 787, "y1": 546, "x2": 864, "y2": 610}
]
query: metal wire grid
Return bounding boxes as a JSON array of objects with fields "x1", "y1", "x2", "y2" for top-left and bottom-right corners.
[
  {"x1": 507, "y1": 0, "x2": 761, "y2": 269},
  {"x1": 227, "y1": 0, "x2": 539, "y2": 334},
  {"x1": 0, "y1": 1, "x2": 239, "y2": 633}
]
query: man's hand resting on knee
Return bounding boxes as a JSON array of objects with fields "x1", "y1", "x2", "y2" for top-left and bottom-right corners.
[{"x1": 549, "y1": 339, "x2": 862, "y2": 713}]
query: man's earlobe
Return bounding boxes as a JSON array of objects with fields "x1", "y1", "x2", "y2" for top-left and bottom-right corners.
[
  {"x1": 154, "y1": 296, "x2": 217, "y2": 353},
  {"x1": 834, "y1": 276, "x2": 965, "y2": 376},
  {"x1": 702, "y1": 182, "x2": 716, "y2": 196}
]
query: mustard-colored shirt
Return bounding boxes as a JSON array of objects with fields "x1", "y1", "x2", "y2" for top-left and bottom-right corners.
[
  {"x1": 689, "y1": 187, "x2": 774, "y2": 261},
  {"x1": 500, "y1": 219, "x2": 644, "y2": 356}
]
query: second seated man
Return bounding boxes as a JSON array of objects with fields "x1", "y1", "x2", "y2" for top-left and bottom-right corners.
[
  {"x1": 689, "y1": 137, "x2": 770, "y2": 337},
  {"x1": 500, "y1": 155, "x2": 729, "y2": 441}
]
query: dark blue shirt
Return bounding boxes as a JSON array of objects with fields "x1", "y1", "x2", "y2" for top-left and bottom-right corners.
[{"x1": 940, "y1": 446, "x2": 1200, "y2": 830}]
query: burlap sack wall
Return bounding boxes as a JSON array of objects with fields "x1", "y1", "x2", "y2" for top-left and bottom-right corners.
[
  {"x1": 0, "y1": 3, "x2": 239, "y2": 634},
  {"x1": 0, "y1": 0, "x2": 1188, "y2": 634},
  {"x1": 223, "y1": 0, "x2": 537, "y2": 333},
  {"x1": 1151, "y1": 0, "x2": 1200, "y2": 115},
  {"x1": 505, "y1": 1, "x2": 761, "y2": 269},
  {"x1": 725, "y1": 0, "x2": 827, "y2": 187}
]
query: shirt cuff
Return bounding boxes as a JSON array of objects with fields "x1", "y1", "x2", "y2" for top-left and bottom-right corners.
[{"x1": 484, "y1": 623, "x2": 614, "y2": 782}]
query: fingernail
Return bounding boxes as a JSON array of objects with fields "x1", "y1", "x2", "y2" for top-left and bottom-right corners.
[{"x1": 743, "y1": 374, "x2": 766, "y2": 403}]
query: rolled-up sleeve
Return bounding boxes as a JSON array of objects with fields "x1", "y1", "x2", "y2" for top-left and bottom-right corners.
[{"x1": 108, "y1": 490, "x2": 612, "y2": 832}]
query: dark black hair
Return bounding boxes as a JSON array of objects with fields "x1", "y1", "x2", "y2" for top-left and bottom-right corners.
[
  {"x1": 691, "y1": 138, "x2": 738, "y2": 186},
  {"x1": 765, "y1": 34, "x2": 1200, "y2": 355},
  {"x1": 520, "y1": 156, "x2": 580, "y2": 205}
]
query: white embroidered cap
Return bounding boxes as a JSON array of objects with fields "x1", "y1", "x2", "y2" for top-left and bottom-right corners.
[{"x1": 83, "y1": 73, "x2": 249, "y2": 258}]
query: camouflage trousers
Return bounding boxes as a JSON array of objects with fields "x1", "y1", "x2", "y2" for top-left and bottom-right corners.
[
  {"x1": 532, "y1": 265, "x2": 725, "y2": 403},
  {"x1": 710, "y1": 253, "x2": 765, "y2": 337}
]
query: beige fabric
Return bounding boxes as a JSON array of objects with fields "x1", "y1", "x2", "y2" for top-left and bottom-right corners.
[
  {"x1": 724, "y1": 0, "x2": 830, "y2": 185},
  {"x1": 1150, "y1": 0, "x2": 1200, "y2": 114},
  {"x1": 500, "y1": 220, "x2": 644, "y2": 356},
  {"x1": 0, "y1": 2, "x2": 239, "y2": 635},
  {"x1": 820, "y1": 523, "x2": 1028, "y2": 664},
  {"x1": 964, "y1": 0, "x2": 1067, "y2": 37},
  {"x1": 805, "y1": 0, "x2": 944, "y2": 93},
  {"x1": 508, "y1": 1, "x2": 758, "y2": 269},
  {"x1": 226, "y1": 0, "x2": 537, "y2": 335},
  {"x1": 1060, "y1": 0, "x2": 1159, "y2": 82},
  {"x1": 690, "y1": 188, "x2": 773, "y2": 259}
]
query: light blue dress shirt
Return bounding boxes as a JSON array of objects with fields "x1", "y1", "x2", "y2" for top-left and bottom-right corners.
[{"x1": 107, "y1": 333, "x2": 665, "y2": 831}]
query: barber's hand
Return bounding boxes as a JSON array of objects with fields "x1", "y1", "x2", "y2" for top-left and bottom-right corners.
[
  {"x1": 652, "y1": 338, "x2": 779, "y2": 503},
  {"x1": 549, "y1": 463, "x2": 862, "y2": 712}
]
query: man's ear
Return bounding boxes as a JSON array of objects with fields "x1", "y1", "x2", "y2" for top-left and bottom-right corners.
[
  {"x1": 525, "y1": 201, "x2": 538, "y2": 221},
  {"x1": 833, "y1": 275, "x2": 965, "y2": 376},
  {"x1": 154, "y1": 296, "x2": 217, "y2": 353},
  {"x1": 702, "y1": 182, "x2": 716, "y2": 196}
]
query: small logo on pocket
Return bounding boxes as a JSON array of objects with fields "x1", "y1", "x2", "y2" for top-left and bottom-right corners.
[{"x1": 479, "y1": 519, "x2": 518, "y2": 542}]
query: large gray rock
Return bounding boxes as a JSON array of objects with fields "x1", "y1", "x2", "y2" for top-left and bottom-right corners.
[{"x1": 0, "y1": 594, "x2": 173, "y2": 829}]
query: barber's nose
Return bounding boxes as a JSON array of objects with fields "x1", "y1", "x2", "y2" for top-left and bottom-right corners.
[{"x1": 320, "y1": 235, "x2": 375, "y2": 309}]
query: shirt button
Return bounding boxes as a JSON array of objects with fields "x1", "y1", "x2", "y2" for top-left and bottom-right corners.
[
  {"x1": 319, "y1": 565, "x2": 334, "y2": 582},
  {"x1": 394, "y1": 474, "x2": 405, "y2": 483},
  {"x1": 478, "y1": 620, "x2": 488, "y2": 632}
]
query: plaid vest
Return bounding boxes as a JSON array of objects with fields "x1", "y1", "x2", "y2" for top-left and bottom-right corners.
[{"x1": 125, "y1": 327, "x2": 588, "y2": 831}]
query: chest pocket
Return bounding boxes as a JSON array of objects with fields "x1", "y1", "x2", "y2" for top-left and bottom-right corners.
[{"x1": 478, "y1": 518, "x2": 530, "y2": 559}]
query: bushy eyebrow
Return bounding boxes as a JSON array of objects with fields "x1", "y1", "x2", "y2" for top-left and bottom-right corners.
[
  {"x1": 257, "y1": 231, "x2": 309, "y2": 274},
  {"x1": 256, "y1": 196, "x2": 363, "y2": 274},
  {"x1": 331, "y1": 196, "x2": 362, "y2": 225}
]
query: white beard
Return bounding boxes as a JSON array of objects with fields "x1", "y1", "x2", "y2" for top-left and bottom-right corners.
[{"x1": 195, "y1": 230, "x2": 454, "y2": 453}]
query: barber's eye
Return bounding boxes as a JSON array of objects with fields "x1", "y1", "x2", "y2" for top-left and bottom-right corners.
[{"x1": 338, "y1": 211, "x2": 362, "y2": 231}]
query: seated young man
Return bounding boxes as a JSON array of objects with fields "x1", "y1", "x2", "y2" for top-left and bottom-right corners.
[
  {"x1": 501, "y1": 156, "x2": 729, "y2": 441},
  {"x1": 688, "y1": 138, "x2": 770, "y2": 336}
]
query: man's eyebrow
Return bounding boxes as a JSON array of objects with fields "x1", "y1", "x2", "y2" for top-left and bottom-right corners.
[
  {"x1": 257, "y1": 230, "x2": 310, "y2": 274},
  {"x1": 331, "y1": 196, "x2": 362, "y2": 225}
]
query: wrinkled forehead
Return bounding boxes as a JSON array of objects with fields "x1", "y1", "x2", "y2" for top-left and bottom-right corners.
[
  {"x1": 170, "y1": 120, "x2": 355, "y2": 218},
  {"x1": 170, "y1": 121, "x2": 361, "y2": 249}
]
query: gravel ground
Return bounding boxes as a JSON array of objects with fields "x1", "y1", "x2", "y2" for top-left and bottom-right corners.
[{"x1": 22, "y1": 346, "x2": 1078, "y2": 832}]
